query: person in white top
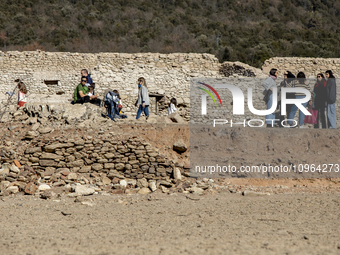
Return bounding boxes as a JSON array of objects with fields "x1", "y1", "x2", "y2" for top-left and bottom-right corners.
[
  {"x1": 168, "y1": 98, "x2": 177, "y2": 115},
  {"x1": 17, "y1": 82, "x2": 27, "y2": 108}
]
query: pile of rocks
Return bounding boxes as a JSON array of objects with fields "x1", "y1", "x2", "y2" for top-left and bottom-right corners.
[
  {"x1": 0, "y1": 99, "x2": 188, "y2": 128},
  {"x1": 219, "y1": 62, "x2": 256, "y2": 77},
  {"x1": 0, "y1": 132, "x2": 200, "y2": 197}
]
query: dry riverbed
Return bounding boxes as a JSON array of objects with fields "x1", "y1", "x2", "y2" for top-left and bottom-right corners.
[{"x1": 1, "y1": 191, "x2": 340, "y2": 255}]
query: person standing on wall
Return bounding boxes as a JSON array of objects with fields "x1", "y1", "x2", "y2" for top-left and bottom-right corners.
[
  {"x1": 135, "y1": 77, "x2": 150, "y2": 120},
  {"x1": 262, "y1": 68, "x2": 278, "y2": 127},
  {"x1": 325, "y1": 70, "x2": 337, "y2": 129},
  {"x1": 287, "y1": 72, "x2": 310, "y2": 128},
  {"x1": 279, "y1": 71, "x2": 295, "y2": 127},
  {"x1": 311, "y1": 73, "x2": 327, "y2": 128},
  {"x1": 17, "y1": 82, "x2": 27, "y2": 108}
]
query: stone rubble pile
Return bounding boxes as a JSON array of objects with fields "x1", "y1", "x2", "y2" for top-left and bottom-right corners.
[
  {"x1": 0, "y1": 99, "x2": 188, "y2": 127},
  {"x1": 0, "y1": 132, "x2": 210, "y2": 198},
  {"x1": 219, "y1": 62, "x2": 259, "y2": 77}
]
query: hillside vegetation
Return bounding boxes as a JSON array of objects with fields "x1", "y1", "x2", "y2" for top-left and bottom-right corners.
[{"x1": 0, "y1": 0, "x2": 340, "y2": 67}]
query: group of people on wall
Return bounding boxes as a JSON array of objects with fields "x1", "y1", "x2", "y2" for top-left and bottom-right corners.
[
  {"x1": 73, "y1": 70, "x2": 178, "y2": 121},
  {"x1": 15, "y1": 67, "x2": 337, "y2": 128},
  {"x1": 263, "y1": 68, "x2": 337, "y2": 129},
  {"x1": 14, "y1": 69, "x2": 179, "y2": 122}
]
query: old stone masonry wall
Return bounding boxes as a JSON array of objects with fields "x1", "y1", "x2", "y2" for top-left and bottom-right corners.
[
  {"x1": 0, "y1": 51, "x2": 220, "y2": 115},
  {"x1": 262, "y1": 57, "x2": 340, "y2": 78},
  {"x1": 0, "y1": 52, "x2": 339, "y2": 124}
]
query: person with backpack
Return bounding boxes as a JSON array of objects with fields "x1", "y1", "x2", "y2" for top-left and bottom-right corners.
[
  {"x1": 112, "y1": 90, "x2": 123, "y2": 114},
  {"x1": 104, "y1": 90, "x2": 127, "y2": 121},
  {"x1": 104, "y1": 90, "x2": 120, "y2": 121},
  {"x1": 325, "y1": 70, "x2": 337, "y2": 129},
  {"x1": 135, "y1": 77, "x2": 150, "y2": 120}
]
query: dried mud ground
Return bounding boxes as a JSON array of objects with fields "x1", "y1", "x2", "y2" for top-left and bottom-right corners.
[
  {"x1": 1, "y1": 192, "x2": 340, "y2": 255},
  {"x1": 1, "y1": 123, "x2": 340, "y2": 254}
]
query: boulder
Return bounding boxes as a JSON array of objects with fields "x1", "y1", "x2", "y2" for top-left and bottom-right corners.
[
  {"x1": 40, "y1": 153, "x2": 63, "y2": 160},
  {"x1": 138, "y1": 187, "x2": 151, "y2": 194},
  {"x1": 24, "y1": 182, "x2": 37, "y2": 195},
  {"x1": 6, "y1": 186, "x2": 19, "y2": 194},
  {"x1": 38, "y1": 184, "x2": 51, "y2": 191},
  {"x1": 39, "y1": 160, "x2": 58, "y2": 167},
  {"x1": 74, "y1": 185, "x2": 95, "y2": 196},
  {"x1": 31, "y1": 122, "x2": 40, "y2": 131},
  {"x1": 10, "y1": 165, "x2": 20, "y2": 174},
  {"x1": 173, "y1": 139, "x2": 187, "y2": 152},
  {"x1": 25, "y1": 147, "x2": 42, "y2": 154},
  {"x1": 38, "y1": 127, "x2": 53, "y2": 134},
  {"x1": 25, "y1": 131, "x2": 39, "y2": 139},
  {"x1": 67, "y1": 173, "x2": 78, "y2": 180},
  {"x1": 167, "y1": 113, "x2": 186, "y2": 123},
  {"x1": 92, "y1": 163, "x2": 103, "y2": 171},
  {"x1": 62, "y1": 104, "x2": 87, "y2": 124},
  {"x1": 173, "y1": 167, "x2": 182, "y2": 180},
  {"x1": 44, "y1": 143, "x2": 74, "y2": 152},
  {"x1": 149, "y1": 181, "x2": 157, "y2": 192}
]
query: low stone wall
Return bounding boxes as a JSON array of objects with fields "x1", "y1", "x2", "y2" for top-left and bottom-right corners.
[
  {"x1": 0, "y1": 51, "x2": 220, "y2": 118},
  {"x1": 1, "y1": 52, "x2": 339, "y2": 124},
  {"x1": 262, "y1": 57, "x2": 340, "y2": 78},
  {"x1": 0, "y1": 132, "x2": 192, "y2": 196}
]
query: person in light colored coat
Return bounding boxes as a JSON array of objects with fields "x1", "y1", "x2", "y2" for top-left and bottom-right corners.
[{"x1": 135, "y1": 77, "x2": 150, "y2": 120}]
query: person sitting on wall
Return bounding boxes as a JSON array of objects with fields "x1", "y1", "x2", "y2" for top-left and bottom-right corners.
[
  {"x1": 74, "y1": 76, "x2": 90, "y2": 104},
  {"x1": 81, "y1": 69, "x2": 93, "y2": 88},
  {"x1": 88, "y1": 83, "x2": 101, "y2": 106},
  {"x1": 112, "y1": 89, "x2": 123, "y2": 114}
]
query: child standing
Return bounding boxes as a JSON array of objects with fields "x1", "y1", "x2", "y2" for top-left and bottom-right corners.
[
  {"x1": 135, "y1": 77, "x2": 150, "y2": 120},
  {"x1": 17, "y1": 82, "x2": 27, "y2": 108},
  {"x1": 168, "y1": 98, "x2": 177, "y2": 115}
]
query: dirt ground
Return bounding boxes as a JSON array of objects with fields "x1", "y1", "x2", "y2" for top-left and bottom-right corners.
[
  {"x1": 1, "y1": 123, "x2": 340, "y2": 254},
  {"x1": 1, "y1": 192, "x2": 340, "y2": 255}
]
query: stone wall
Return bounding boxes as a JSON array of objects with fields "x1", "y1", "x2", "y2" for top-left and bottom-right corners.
[
  {"x1": 0, "y1": 52, "x2": 339, "y2": 125},
  {"x1": 262, "y1": 57, "x2": 340, "y2": 78},
  {"x1": 0, "y1": 132, "x2": 193, "y2": 196},
  {"x1": 0, "y1": 51, "x2": 220, "y2": 117}
]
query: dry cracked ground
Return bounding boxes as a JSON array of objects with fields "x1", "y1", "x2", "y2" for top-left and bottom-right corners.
[
  {"x1": 1, "y1": 123, "x2": 340, "y2": 254},
  {"x1": 1, "y1": 192, "x2": 340, "y2": 255}
]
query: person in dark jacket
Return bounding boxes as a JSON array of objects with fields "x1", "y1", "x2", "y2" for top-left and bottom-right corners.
[
  {"x1": 279, "y1": 71, "x2": 295, "y2": 127},
  {"x1": 325, "y1": 70, "x2": 337, "y2": 129},
  {"x1": 311, "y1": 73, "x2": 327, "y2": 128},
  {"x1": 81, "y1": 69, "x2": 93, "y2": 86}
]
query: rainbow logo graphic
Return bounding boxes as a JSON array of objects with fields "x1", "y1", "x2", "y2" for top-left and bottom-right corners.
[{"x1": 196, "y1": 82, "x2": 223, "y2": 106}]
